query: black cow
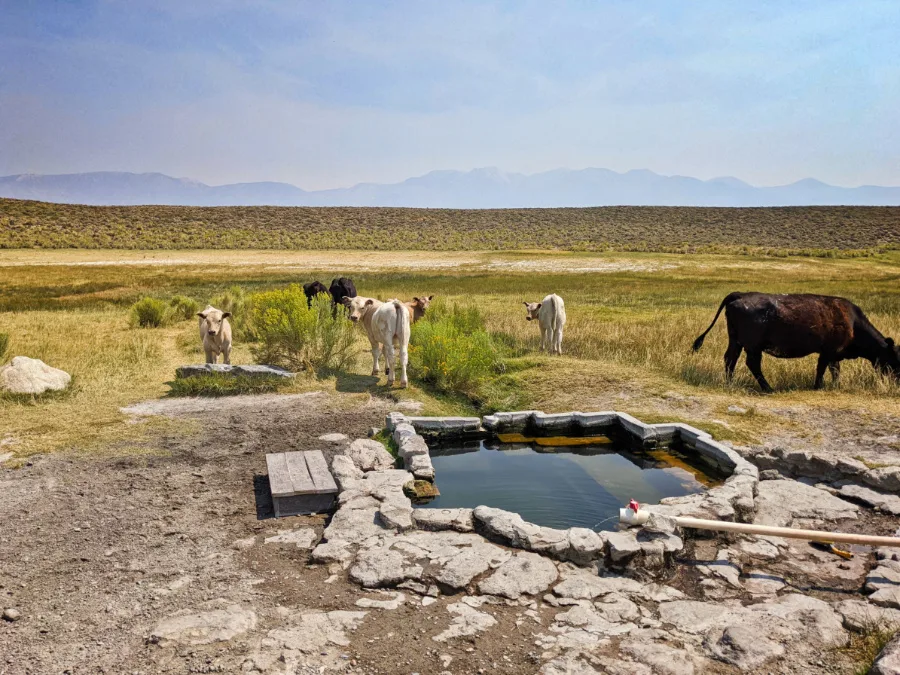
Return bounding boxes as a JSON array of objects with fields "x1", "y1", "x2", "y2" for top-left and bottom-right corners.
[
  {"x1": 692, "y1": 292, "x2": 900, "y2": 392},
  {"x1": 303, "y1": 281, "x2": 329, "y2": 308},
  {"x1": 329, "y1": 277, "x2": 357, "y2": 306}
]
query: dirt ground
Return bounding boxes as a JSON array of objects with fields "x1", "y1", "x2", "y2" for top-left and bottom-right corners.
[
  {"x1": 2, "y1": 386, "x2": 898, "y2": 675},
  {"x1": 0, "y1": 391, "x2": 560, "y2": 675}
]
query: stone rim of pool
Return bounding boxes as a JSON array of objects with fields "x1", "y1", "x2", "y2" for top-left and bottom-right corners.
[
  {"x1": 379, "y1": 409, "x2": 759, "y2": 572},
  {"x1": 312, "y1": 410, "x2": 759, "y2": 582}
]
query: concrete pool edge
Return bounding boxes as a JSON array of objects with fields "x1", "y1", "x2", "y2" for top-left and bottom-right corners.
[{"x1": 380, "y1": 410, "x2": 760, "y2": 573}]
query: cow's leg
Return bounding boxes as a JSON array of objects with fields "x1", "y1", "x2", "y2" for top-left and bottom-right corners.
[
  {"x1": 554, "y1": 327, "x2": 564, "y2": 355},
  {"x1": 368, "y1": 337, "x2": 381, "y2": 376},
  {"x1": 745, "y1": 350, "x2": 773, "y2": 393},
  {"x1": 204, "y1": 346, "x2": 215, "y2": 364},
  {"x1": 829, "y1": 361, "x2": 841, "y2": 384},
  {"x1": 814, "y1": 354, "x2": 830, "y2": 389},
  {"x1": 383, "y1": 342, "x2": 396, "y2": 385},
  {"x1": 398, "y1": 340, "x2": 409, "y2": 388},
  {"x1": 724, "y1": 340, "x2": 743, "y2": 381},
  {"x1": 223, "y1": 344, "x2": 231, "y2": 365},
  {"x1": 371, "y1": 345, "x2": 382, "y2": 376}
]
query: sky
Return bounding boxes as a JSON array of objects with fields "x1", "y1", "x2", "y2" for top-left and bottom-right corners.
[{"x1": 1, "y1": 0, "x2": 898, "y2": 190}]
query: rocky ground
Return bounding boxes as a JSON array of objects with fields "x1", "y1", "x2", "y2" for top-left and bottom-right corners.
[{"x1": 2, "y1": 391, "x2": 900, "y2": 675}]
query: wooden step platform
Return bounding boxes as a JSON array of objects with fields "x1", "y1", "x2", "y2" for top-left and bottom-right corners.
[{"x1": 266, "y1": 450, "x2": 338, "y2": 518}]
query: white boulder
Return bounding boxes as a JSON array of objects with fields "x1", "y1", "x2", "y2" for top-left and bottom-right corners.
[{"x1": 0, "y1": 356, "x2": 71, "y2": 395}]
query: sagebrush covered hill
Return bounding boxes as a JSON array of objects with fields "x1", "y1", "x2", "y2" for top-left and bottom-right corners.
[{"x1": 1, "y1": 198, "x2": 898, "y2": 254}]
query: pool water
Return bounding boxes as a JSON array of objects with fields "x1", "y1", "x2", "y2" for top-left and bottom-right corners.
[{"x1": 414, "y1": 440, "x2": 721, "y2": 531}]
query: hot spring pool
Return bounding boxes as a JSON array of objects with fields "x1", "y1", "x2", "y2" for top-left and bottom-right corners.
[{"x1": 414, "y1": 439, "x2": 722, "y2": 531}]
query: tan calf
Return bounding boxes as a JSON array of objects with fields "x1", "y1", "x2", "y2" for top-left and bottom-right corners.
[
  {"x1": 403, "y1": 295, "x2": 434, "y2": 323},
  {"x1": 343, "y1": 296, "x2": 411, "y2": 387},
  {"x1": 197, "y1": 305, "x2": 233, "y2": 364}
]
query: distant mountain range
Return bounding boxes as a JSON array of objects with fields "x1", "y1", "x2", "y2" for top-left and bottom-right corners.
[{"x1": 2, "y1": 168, "x2": 899, "y2": 207}]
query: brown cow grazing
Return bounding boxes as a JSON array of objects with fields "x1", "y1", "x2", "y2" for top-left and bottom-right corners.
[
  {"x1": 404, "y1": 295, "x2": 434, "y2": 323},
  {"x1": 303, "y1": 281, "x2": 329, "y2": 308},
  {"x1": 692, "y1": 292, "x2": 900, "y2": 392}
]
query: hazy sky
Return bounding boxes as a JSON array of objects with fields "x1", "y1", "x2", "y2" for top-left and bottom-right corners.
[{"x1": 2, "y1": 1, "x2": 898, "y2": 189}]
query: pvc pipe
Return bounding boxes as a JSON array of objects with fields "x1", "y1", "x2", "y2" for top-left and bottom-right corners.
[
  {"x1": 618, "y1": 509, "x2": 900, "y2": 547},
  {"x1": 674, "y1": 517, "x2": 900, "y2": 547},
  {"x1": 620, "y1": 507, "x2": 649, "y2": 525}
]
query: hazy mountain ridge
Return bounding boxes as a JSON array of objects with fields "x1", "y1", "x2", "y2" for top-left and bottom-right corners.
[{"x1": 1, "y1": 168, "x2": 899, "y2": 207}]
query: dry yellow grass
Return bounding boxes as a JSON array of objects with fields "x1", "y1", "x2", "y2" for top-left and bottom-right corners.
[{"x1": 1, "y1": 249, "x2": 898, "y2": 457}]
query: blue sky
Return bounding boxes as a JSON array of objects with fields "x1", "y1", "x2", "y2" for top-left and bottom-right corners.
[{"x1": 1, "y1": 0, "x2": 898, "y2": 189}]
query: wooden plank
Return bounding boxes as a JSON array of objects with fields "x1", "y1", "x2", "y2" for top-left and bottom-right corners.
[
  {"x1": 266, "y1": 453, "x2": 294, "y2": 498},
  {"x1": 304, "y1": 450, "x2": 338, "y2": 494},
  {"x1": 284, "y1": 451, "x2": 316, "y2": 495}
]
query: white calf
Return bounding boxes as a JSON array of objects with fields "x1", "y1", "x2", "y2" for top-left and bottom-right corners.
[
  {"x1": 343, "y1": 296, "x2": 412, "y2": 387},
  {"x1": 197, "y1": 305, "x2": 233, "y2": 364},
  {"x1": 523, "y1": 294, "x2": 566, "y2": 355}
]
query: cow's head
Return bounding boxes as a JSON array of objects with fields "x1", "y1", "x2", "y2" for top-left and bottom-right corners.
[
  {"x1": 410, "y1": 295, "x2": 434, "y2": 321},
  {"x1": 523, "y1": 301, "x2": 542, "y2": 321},
  {"x1": 878, "y1": 337, "x2": 900, "y2": 378},
  {"x1": 342, "y1": 296, "x2": 374, "y2": 323},
  {"x1": 198, "y1": 307, "x2": 231, "y2": 336}
]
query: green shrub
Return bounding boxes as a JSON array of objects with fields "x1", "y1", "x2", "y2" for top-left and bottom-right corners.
[
  {"x1": 409, "y1": 299, "x2": 502, "y2": 396},
  {"x1": 0, "y1": 332, "x2": 9, "y2": 363},
  {"x1": 211, "y1": 285, "x2": 253, "y2": 339},
  {"x1": 167, "y1": 374, "x2": 286, "y2": 397},
  {"x1": 250, "y1": 287, "x2": 357, "y2": 373},
  {"x1": 130, "y1": 297, "x2": 172, "y2": 328},
  {"x1": 169, "y1": 295, "x2": 200, "y2": 321}
]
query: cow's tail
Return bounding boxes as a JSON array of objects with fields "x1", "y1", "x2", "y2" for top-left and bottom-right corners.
[
  {"x1": 551, "y1": 294, "x2": 565, "y2": 331},
  {"x1": 692, "y1": 292, "x2": 741, "y2": 352},
  {"x1": 393, "y1": 299, "x2": 411, "y2": 346}
]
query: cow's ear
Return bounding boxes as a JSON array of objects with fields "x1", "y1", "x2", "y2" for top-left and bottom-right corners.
[
  {"x1": 888, "y1": 337, "x2": 895, "y2": 347},
  {"x1": 523, "y1": 301, "x2": 529, "y2": 307},
  {"x1": 365, "y1": 298, "x2": 374, "y2": 306},
  {"x1": 222, "y1": 312, "x2": 232, "y2": 319},
  {"x1": 536, "y1": 303, "x2": 542, "y2": 310},
  {"x1": 413, "y1": 297, "x2": 420, "y2": 303},
  {"x1": 428, "y1": 295, "x2": 434, "y2": 301},
  {"x1": 197, "y1": 312, "x2": 207, "y2": 319},
  {"x1": 341, "y1": 297, "x2": 351, "y2": 306}
]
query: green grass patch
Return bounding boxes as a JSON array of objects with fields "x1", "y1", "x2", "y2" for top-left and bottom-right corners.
[
  {"x1": 169, "y1": 294, "x2": 200, "y2": 321},
  {"x1": 838, "y1": 620, "x2": 899, "y2": 675},
  {"x1": 166, "y1": 374, "x2": 289, "y2": 397},
  {"x1": 130, "y1": 297, "x2": 173, "y2": 328},
  {"x1": 371, "y1": 428, "x2": 400, "y2": 460}
]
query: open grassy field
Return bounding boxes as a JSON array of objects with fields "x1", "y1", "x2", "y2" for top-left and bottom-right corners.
[
  {"x1": 2, "y1": 197, "x2": 900, "y2": 254},
  {"x1": 1, "y1": 249, "x2": 899, "y2": 460}
]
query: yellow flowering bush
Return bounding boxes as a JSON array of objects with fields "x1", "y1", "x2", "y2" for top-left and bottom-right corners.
[
  {"x1": 250, "y1": 286, "x2": 357, "y2": 373},
  {"x1": 409, "y1": 299, "x2": 501, "y2": 395}
]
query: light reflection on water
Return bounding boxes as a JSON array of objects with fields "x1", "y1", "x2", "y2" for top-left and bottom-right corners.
[{"x1": 415, "y1": 441, "x2": 720, "y2": 531}]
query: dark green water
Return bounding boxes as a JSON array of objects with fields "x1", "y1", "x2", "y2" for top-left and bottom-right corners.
[{"x1": 415, "y1": 441, "x2": 717, "y2": 531}]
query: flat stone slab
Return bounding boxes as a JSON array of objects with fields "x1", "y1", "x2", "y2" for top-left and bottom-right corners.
[
  {"x1": 150, "y1": 604, "x2": 257, "y2": 646},
  {"x1": 176, "y1": 364, "x2": 295, "y2": 379},
  {"x1": 412, "y1": 508, "x2": 474, "y2": 533},
  {"x1": 755, "y1": 479, "x2": 859, "y2": 527},
  {"x1": 264, "y1": 528, "x2": 318, "y2": 549},
  {"x1": 839, "y1": 484, "x2": 900, "y2": 515}
]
